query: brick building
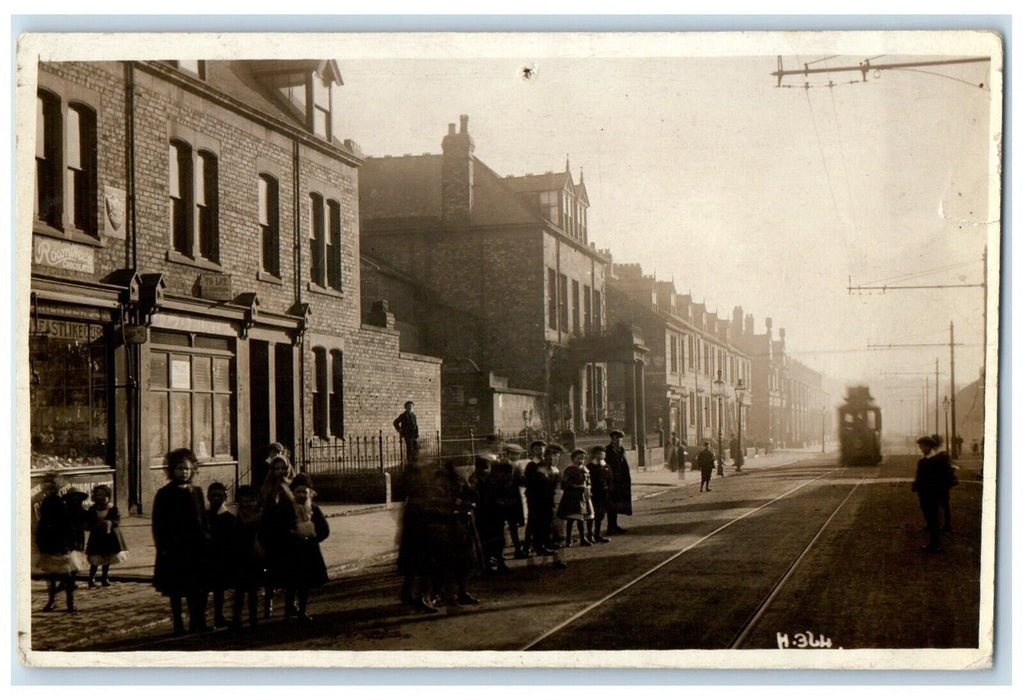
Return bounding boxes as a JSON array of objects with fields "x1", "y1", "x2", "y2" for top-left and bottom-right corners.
[
  {"x1": 28, "y1": 59, "x2": 440, "y2": 512},
  {"x1": 607, "y1": 264, "x2": 752, "y2": 453},
  {"x1": 731, "y1": 308, "x2": 827, "y2": 449},
  {"x1": 360, "y1": 116, "x2": 646, "y2": 445}
]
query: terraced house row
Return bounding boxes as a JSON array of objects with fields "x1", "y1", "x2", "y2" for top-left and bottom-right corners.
[{"x1": 27, "y1": 58, "x2": 828, "y2": 512}]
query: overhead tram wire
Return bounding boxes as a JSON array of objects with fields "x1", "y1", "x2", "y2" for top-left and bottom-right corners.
[{"x1": 803, "y1": 84, "x2": 844, "y2": 237}]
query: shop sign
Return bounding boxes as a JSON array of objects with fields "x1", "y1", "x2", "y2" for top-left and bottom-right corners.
[
  {"x1": 171, "y1": 358, "x2": 191, "y2": 389},
  {"x1": 33, "y1": 236, "x2": 95, "y2": 274},
  {"x1": 199, "y1": 273, "x2": 233, "y2": 302},
  {"x1": 34, "y1": 319, "x2": 103, "y2": 342}
]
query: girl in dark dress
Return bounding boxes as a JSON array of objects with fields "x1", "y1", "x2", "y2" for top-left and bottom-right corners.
[
  {"x1": 230, "y1": 485, "x2": 265, "y2": 628},
  {"x1": 152, "y1": 448, "x2": 210, "y2": 635},
  {"x1": 558, "y1": 448, "x2": 594, "y2": 548},
  {"x1": 34, "y1": 474, "x2": 86, "y2": 612},
  {"x1": 261, "y1": 473, "x2": 329, "y2": 622},
  {"x1": 258, "y1": 455, "x2": 293, "y2": 619},
  {"x1": 84, "y1": 484, "x2": 127, "y2": 587}
]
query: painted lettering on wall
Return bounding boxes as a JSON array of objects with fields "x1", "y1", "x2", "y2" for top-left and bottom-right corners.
[{"x1": 33, "y1": 236, "x2": 95, "y2": 274}]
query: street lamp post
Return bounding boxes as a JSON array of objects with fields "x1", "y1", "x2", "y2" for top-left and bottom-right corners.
[
  {"x1": 818, "y1": 405, "x2": 826, "y2": 454},
  {"x1": 734, "y1": 379, "x2": 745, "y2": 472},
  {"x1": 942, "y1": 395, "x2": 950, "y2": 451},
  {"x1": 713, "y1": 370, "x2": 725, "y2": 477}
]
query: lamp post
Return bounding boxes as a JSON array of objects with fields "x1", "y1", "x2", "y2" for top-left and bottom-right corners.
[
  {"x1": 734, "y1": 379, "x2": 745, "y2": 472},
  {"x1": 821, "y1": 405, "x2": 827, "y2": 453},
  {"x1": 942, "y1": 395, "x2": 950, "y2": 451},
  {"x1": 713, "y1": 370, "x2": 725, "y2": 477}
]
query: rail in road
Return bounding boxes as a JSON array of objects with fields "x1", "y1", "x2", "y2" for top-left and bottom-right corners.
[{"x1": 43, "y1": 451, "x2": 981, "y2": 654}]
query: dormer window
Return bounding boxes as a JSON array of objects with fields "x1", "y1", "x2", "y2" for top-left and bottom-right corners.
[
  {"x1": 539, "y1": 190, "x2": 558, "y2": 223},
  {"x1": 172, "y1": 61, "x2": 205, "y2": 79},
  {"x1": 265, "y1": 62, "x2": 341, "y2": 142}
]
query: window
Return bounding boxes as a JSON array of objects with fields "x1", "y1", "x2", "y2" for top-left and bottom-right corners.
[
  {"x1": 30, "y1": 321, "x2": 109, "y2": 470},
  {"x1": 688, "y1": 335, "x2": 695, "y2": 369},
  {"x1": 35, "y1": 91, "x2": 98, "y2": 236},
  {"x1": 539, "y1": 191, "x2": 558, "y2": 222},
  {"x1": 312, "y1": 347, "x2": 328, "y2": 439},
  {"x1": 258, "y1": 174, "x2": 280, "y2": 277},
  {"x1": 547, "y1": 267, "x2": 558, "y2": 329},
  {"x1": 670, "y1": 334, "x2": 679, "y2": 374},
  {"x1": 558, "y1": 274, "x2": 569, "y2": 330},
  {"x1": 148, "y1": 332, "x2": 233, "y2": 465},
  {"x1": 312, "y1": 74, "x2": 332, "y2": 140},
  {"x1": 168, "y1": 140, "x2": 219, "y2": 263},
  {"x1": 579, "y1": 205, "x2": 587, "y2": 240},
  {"x1": 583, "y1": 285, "x2": 592, "y2": 334},
  {"x1": 564, "y1": 192, "x2": 574, "y2": 232},
  {"x1": 173, "y1": 60, "x2": 206, "y2": 79},
  {"x1": 309, "y1": 193, "x2": 343, "y2": 292},
  {"x1": 593, "y1": 290, "x2": 602, "y2": 332},
  {"x1": 571, "y1": 280, "x2": 580, "y2": 333},
  {"x1": 330, "y1": 350, "x2": 344, "y2": 437}
]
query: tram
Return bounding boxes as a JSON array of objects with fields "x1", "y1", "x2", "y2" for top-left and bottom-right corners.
[{"x1": 838, "y1": 386, "x2": 883, "y2": 466}]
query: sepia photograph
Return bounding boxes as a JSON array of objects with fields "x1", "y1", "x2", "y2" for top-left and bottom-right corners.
[{"x1": 13, "y1": 28, "x2": 1002, "y2": 670}]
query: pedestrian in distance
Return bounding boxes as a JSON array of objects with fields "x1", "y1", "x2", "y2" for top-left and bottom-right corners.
[
  {"x1": 912, "y1": 435, "x2": 954, "y2": 553},
  {"x1": 929, "y1": 434, "x2": 958, "y2": 534},
  {"x1": 152, "y1": 448, "x2": 211, "y2": 635},
  {"x1": 585, "y1": 445, "x2": 612, "y2": 544},
  {"x1": 730, "y1": 433, "x2": 744, "y2": 472},
  {"x1": 84, "y1": 484, "x2": 127, "y2": 588},
  {"x1": 34, "y1": 473, "x2": 87, "y2": 613},
  {"x1": 393, "y1": 400, "x2": 420, "y2": 465},
  {"x1": 558, "y1": 448, "x2": 595, "y2": 548},
  {"x1": 230, "y1": 484, "x2": 265, "y2": 629},
  {"x1": 605, "y1": 429, "x2": 633, "y2": 534},
  {"x1": 492, "y1": 443, "x2": 528, "y2": 559},
  {"x1": 697, "y1": 441, "x2": 716, "y2": 492},
  {"x1": 205, "y1": 481, "x2": 237, "y2": 628},
  {"x1": 522, "y1": 439, "x2": 547, "y2": 556}
]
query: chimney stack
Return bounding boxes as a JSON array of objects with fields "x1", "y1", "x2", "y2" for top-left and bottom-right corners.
[{"x1": 442, "y1": 115, "x2": 475, "y2": 225}]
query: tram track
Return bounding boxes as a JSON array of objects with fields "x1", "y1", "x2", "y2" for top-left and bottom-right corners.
[{"x1": 522, "y1": 460, "x2": 854, "y2": 651}]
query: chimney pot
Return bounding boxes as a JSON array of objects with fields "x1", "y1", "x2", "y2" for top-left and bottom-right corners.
[
  {"x1": 448, "y1": 123, "x2": 456, "y2": 135},
  {"x1": 459, "y1": 114, "x2": 469, "y2": 133}
]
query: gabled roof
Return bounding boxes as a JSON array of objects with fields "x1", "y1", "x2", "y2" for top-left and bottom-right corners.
[{"x1": 502, "y1": 170, "x2": 574, "y2": 194}]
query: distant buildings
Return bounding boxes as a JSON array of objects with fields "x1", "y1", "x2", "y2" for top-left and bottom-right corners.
[{"x1": 360, "y1": 115, "x2": 646, "y2": 448}]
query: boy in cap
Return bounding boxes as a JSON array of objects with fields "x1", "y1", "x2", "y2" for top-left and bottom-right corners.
[
  {"x1": 912, "y1": 435, "x2": 954, "y2": 552},
  {"x1": 493, "y1": 444, "x2": 527, "y2": 559}
]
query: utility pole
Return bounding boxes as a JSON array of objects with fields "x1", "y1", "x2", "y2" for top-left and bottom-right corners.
[
  {"x1": 935, "y1": 357, "x2": 940, "y2": 435},
  {"x1": 950, "y1": 321, "x2": 958, "y2": 458},
  {"x1": 774, "y1": 55, "x2": 991, "y2": 88}
]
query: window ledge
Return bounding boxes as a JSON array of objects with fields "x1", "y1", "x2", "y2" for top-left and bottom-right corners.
[
  {"x1": 257, "y1": 270, "x2": 284, "y2": 286},
  {"x1": 166, "y1": 250, "x2": 224, "y2": 272},
  {"x1": 307, "y1": 282, "x2": 344, "y2": 299},
  {"x1": 33, "y1": 223, "x2": 105, "y2": 248}
]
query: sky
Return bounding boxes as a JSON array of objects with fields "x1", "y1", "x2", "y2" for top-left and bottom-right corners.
[{"x1": 334, "y1": 36, "x2": 999, "y2": 428}]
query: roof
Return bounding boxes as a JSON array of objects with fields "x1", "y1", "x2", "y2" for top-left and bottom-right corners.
[{"x1": 361, "y1": 154, "x2": 542, "y2": 227}]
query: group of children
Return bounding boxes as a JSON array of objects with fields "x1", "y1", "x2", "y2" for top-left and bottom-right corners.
[
  {"x1": 151, "y1": 447, "x2": 330, "y2": 634},
  {"x1": 33, "y1": 477, "x2": 128, "y2": 613}
]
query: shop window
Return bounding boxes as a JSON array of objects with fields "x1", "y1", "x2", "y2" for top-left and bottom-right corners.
[
  {"x1": 35, "y1": 91, "x2": 97, "y2": 236},
  {"x1": 258, "y1": 174, "x2": 280, "y2": 277},
  {"x1": 148, "y1": 332, "x2": 234, "y2": 465},
  {"x1": 30, "y1": 321, "x2": 110, "y2": 470}
]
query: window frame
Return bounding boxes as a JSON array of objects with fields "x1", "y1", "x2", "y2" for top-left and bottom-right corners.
[
  {"x1": 258, "y1": 173, "x2": 281, "y2": 279},
  {"x1": 307, "y1": 189, "x2": 344, "y2": 295},
  {"x1": 167, "y1": 133, "x2": 221, "y2": 267}
]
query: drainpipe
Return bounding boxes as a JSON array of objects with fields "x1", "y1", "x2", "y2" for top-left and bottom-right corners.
[
  {"x1": 124, "y1": 61, "x2": 143, "y2": 513},
  {"x1": 293, "y1": 138, "x2": 307, "y2": 469}
]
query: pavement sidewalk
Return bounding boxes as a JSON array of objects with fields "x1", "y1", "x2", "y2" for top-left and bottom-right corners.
[{"x1": 104, "y1": 447, "x2": 825, "y2": 583}]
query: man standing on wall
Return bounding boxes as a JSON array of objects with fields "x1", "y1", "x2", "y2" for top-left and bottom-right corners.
[{"x1": 393, "y1": 401, "x2": 419, "y2": 465}]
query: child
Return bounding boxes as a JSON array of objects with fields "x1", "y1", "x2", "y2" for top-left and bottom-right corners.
[
  {"x1": 259, "y1": 455, "x2": 293, "y2": 618},
  {"x1": 84, "y1": 484, "x2": 127, "y2": 587},
  {"x1": 34, "y1": 474, "x2": 86, "y2": 612},
  {"x1": 231, "y1": 484, "x2": 265, "y2": 628},
  {"x1": 206, "y1": 482, "x2": 237, "y2": 628},
  {"x1": 521, "y1": 440, "x2": 547, "y2": 557},
  {"x1": 262, "y1": 473, "x2": 329, "y2": 622},
  {"x1": 557, "y1": 448, "x2": 594, "y2": 549},
  {"x1": 585, "y1": 446, "x2": 612, "y2": 544},
  {"x1": 152, "y1": 448, "x2": 210, "y2": 635}
]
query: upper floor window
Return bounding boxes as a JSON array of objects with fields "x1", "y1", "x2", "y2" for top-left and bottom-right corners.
[
  {"x1": 593, "y1": 289, "x2": 603, "y2": 333},
  {"x1": 169, "y1": 140, "x2": 219, "y2": 263},
  {"x1": 312, "y1": 74, "x2": 332, "y2": 140},
  {"x1": 309, "y1": 193, "x2": 342, "y2": 292},
  {"x1": 563, "y1": 192, "x2": 574, "y2": 232},
  {"x1": 539, "y1": 191, "x2": 558, "y2": 223},
  {"x1": 571, "y1": 280, "x2": 581, "y2": 334},
  {"x1": 173, "y1": 61, "x2": 206, "y2": 79},
  {"x1": 583, "y1": 284, "x2": 592, "y2": 334},
  {"x1": 670, "y1": 335, "x2": 679, "y2": 374},
  {"x1": 35, "y1": 91, "x2": 98, "y2": 237},
  {"x1": 273, "y1": 67, "x2": 336, "y2": 141},
  {"x1": 258, "y1": 174, "x2": 280, "y2": 277},
  {"x1": 558, "y1": 274, "x2": 569, "y2": 330},
  {"x1": 547, "y1": 267, "x2": 558, "y2": 330}
]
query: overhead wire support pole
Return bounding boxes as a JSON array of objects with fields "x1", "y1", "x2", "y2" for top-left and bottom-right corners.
[
  {"x1": 848, "y1": 283, "x2": 983, "y2": 293},
  {"x1": 773, "y1": 56, "x2": 991, "y2": 86}
]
